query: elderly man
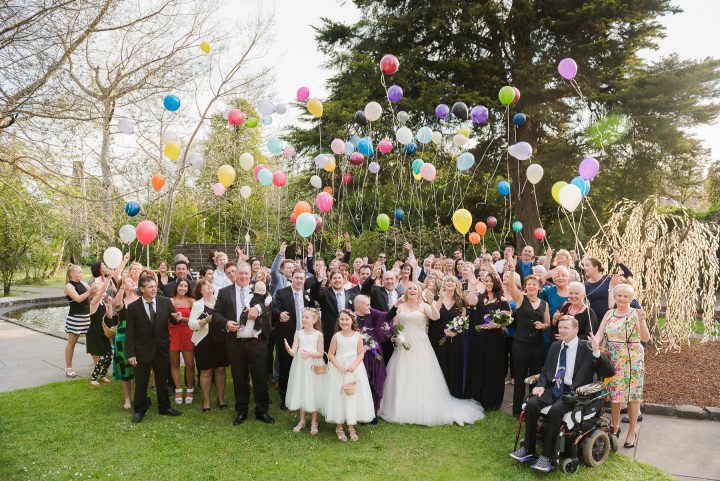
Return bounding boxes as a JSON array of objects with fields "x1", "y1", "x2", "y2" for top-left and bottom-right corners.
[
  {"x1": 361, "y1": 263, "x2": 401, "y2": 361},
  {"x1": 516, "y1": 246, "x2": 535, "y2": 284}
]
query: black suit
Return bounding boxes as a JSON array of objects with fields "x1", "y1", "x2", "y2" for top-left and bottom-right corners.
[
  {"x1": 213, "y1": 283, "x2": 271, "y2": 416},
  {"x1": 309, "y1": 278, "x2": 357, "y2": 353},
  {"x1": 360, "y1": 275, "x2": 400, "y2": 361},
  {"x1": 125, "y1": 296, "x2": 178, "y2": 414},
  {"x1": 523, "y1": 338, "x2": 614, "y2": 458}
]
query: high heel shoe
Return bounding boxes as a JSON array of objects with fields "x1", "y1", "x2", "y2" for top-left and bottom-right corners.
[
  {"x1": 175, "y1": 388, "x2": 184, "y2": 405},
  {"x1": 184, "y1": 388, "x2": 194, "y2": 404},
  {"x1": 624, "y1": 436, "x2": 636, "y2": 448},
  {"x1": 293, "y1": 420, "x2": 306, "y2": 433}
]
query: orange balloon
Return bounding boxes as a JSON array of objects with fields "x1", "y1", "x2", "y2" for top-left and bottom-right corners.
[
  {"x1": 151, "y1": 173, "x2": 165, "y2": 192},
  {"x1": 468, "y1": 232, "x2": 481, "y2": 245},
  {"x1": 323, "y1": 186, "x2": 333, "y2": 195},
  {"x1": 294, "y1": 201, "x2": 312, "y2": 216},
  {"x1": 475, "y1": 221, "x2": 487, "y2": 236}
]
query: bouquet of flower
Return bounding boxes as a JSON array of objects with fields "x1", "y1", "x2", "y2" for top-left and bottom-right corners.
[
  {"x1": 383, "y1": 322, "x2": 411, "y2": 351},
  {"x1": 439, "y1": 315, "x2": 469, "y2": 345},
  {"x1": 476, "y1": 309, "x2": 513, "y2": 331},
  {"x1": 361, "y1": 327, "x2": 382, "y2": 361}
]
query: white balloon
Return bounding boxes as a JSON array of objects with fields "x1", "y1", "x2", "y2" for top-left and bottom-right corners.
[
  {"x1": 161, "y1": 129, "x2": 177, "y2": 143},
  {"x1": 239, "y1": 185, "x2": 252, "y2": 199},
  {"x1": 103, "y1": 247, "x2": 123, "y2": 268},
  {"x1": 431, "y1": 131, "x2": 442, "y2": 145},
  {"x1": 239, "y1": 152, "x2": 254, "y2": 171},
  {"x1": 558, "y1": 184, "x2": 582, "y2": 212},
  {"x1": 275, "y1": 103, "x2": 287, "y2": 115},
  {"x1": 526, "y1": 163, "x2": 544, "y2": 185},
  {"x1": 314, "y1": 154, "x2": 329, "y2": 169},
  {"x1": 222, "y1": 108, "x2": 231, "y2": 120},
  {"x1": 396, "y1": 126, "x2": 413, "y2": 145},
  {"x1": 117, "y1": 119, "x2": 134, "y2": 135},
  {"x1": 310, "y1": 175, "x2": 322, "y2": 189},
  {"x1": 397, "y1": 111, "x2": 409, "y2": 124},
  {"x1": 118, "y1": 225, "x2": 136, "y2": 244},
  {"x1": 257, "y1": 99, "x2": 275, "y2": 116},
  {"x1": 509, "y1": 141, "x2": 533, "y2": 160},
  {"x1": 452, "y1": 133, "x2": 467, "y2": 147},
  {"x1": 364, "y1": 101, "x2": 382, "y2": 122},
  {"x1": 188, "y1": 152, "x2": 204, "y2": 170}
]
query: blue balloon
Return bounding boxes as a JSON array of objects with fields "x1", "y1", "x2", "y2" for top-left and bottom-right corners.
[
  {"x1": 456, "y1": 152, "x2": 475, "y2": 171},
  {"x1": 163, "y1": 95, "x2": 180, "y2": 112},
  {"x1": 344, "y1": 141, "x2": 354, "y2": 156},
  {"x1": 416, "y1": 126, "x2": 433, "y2": 144},
  {"x1": 262, "y1": 115, "x2": 273, "y2": 125},
  {"x1": 124, "y1": 201, "x2": 141, "y2": 217},
  {"x1": 395, "y1": 208, "x2": 405, "y2": 221},
  {"x1": 497, "y1": 180, "x2": 511, "y2": 196},
  {"x1": 411, "y1": 158, "x2": 423, "y2": 174},
  {"x1": 571, "y1": 175, "x2": 590, "y2": 196},
  {"x1": 357, "y1": 138, "x2": 374, "y2": 156},
  {"x1": 512, "y1": 113, "x2": 526, "y2": 126},
  {"x1": 404, "y1": 142, "x2": 417, "y2": 155},
  {"x1": 258, "y1": 168, "x2": 273, "y2": 187},
  {"x1": 267, "y1": 137, "x2": 283, "y2": 154},
  {"x1": 349, "y1": 135, "x2": 360, "y2": 147},
  {"x1": 295, "y1": 212, "x2": 317, "y2": 238}
]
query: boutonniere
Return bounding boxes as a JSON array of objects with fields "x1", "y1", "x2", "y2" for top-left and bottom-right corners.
[
  {"x1": 249, "y1": 282, "x2": 255, "y2": 291},
  {"x1": 304, "y1": 294, "x2": 310, "y2": 302},
  {"x1": 348, "y1": 298, "x2": 353, "y2": 305}
]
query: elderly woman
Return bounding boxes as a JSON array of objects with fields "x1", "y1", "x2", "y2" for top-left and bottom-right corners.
[
  {"x1": 554, "y1": 281, "x2": 599, "y2": 340},
  {"x1": 596, "y1": 283, "x2": 649, "y2": 448}
]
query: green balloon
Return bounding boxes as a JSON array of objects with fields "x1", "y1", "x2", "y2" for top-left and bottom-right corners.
[
  {"x1": 412, "y1": 158, "x2": 423, "y2": 175},
  {"x1": 376, "y1": 213, "x2": 390, "y2": 232},
  {"x1": 512, "y1": 220, "x2": 523, "y2": 232},
  {"x1": 245, "y1": 117, "x2": 259, "y2": 128},
  {"x1": 498, "y1": 86, "x2": 515, "y2": 106}
]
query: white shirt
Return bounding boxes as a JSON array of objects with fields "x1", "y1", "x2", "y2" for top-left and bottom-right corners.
[
  {"x1": 555, "y1": 336, "x2": 579, "y2": 385},
  {"x1": 333, "y1": 288, "x2": 345, "y2": 312},
  {"x1": 495, "y1": 259, "x2": 506, "y2": 275},
  {"x1": 213, "y1": 268, "x2": 231, "y2": 291},
  {"x1": 234, "y1": 284, "x2": 254, "y2": 338},
  {"x1": 142, "y1": 297, "x2": 157, "y2": 321},
  {"x1": 386, "y1": 288, "x2": 398, "y2": 308}
]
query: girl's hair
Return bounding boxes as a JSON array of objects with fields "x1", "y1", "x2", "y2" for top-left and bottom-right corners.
[
  {"x1": 483, "y1": 272, "x2": 504, "y2": 301},
  {"x1": 193, "y1": 279, "x2": 213, "y2": 300},
  {"x1": 426, "y1": 269, "x2": 444, "y2": 293},
  {"x1": 335, "y1": 309, "x2": 360, "y2": 333},
  {"x1": 302, "y1": 307, "x2": 322, "y2": 331},
  {"x1": 65, "y1": 264, "x2": 81, "y2": 284},
  {"x1": 441, "y1": 275, "x2": 464, "y2": 308},
  {"x1": 172, "y1": 278, "x2": 192, "y2": 298},
  {"x1": 584, "y1": 257, "x2": 604, "y2": 274}
]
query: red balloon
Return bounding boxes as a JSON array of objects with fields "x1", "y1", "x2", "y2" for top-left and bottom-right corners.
[
  {"x1": 290, "y1": 212, "x2": 297, "y2": 224},
  {"x1": 227, "y1": 109, "x2": 244, "y2": 126},
  {"x1": 533, "y1": 227, "x2": 546, "y2": 240},
  {"x1": 379, "y1": 54, "x2": 399, "y2": 75},
  {"x1": 475, "y1": 221, "x2": 487, "y2": 236},
  {"x1": 313, "y1": 214, "x2": 323, "y2": 232},
  {"x1": 136, "y1": 220, "x2": 158, "y2": 246},
  {"x1": 272, "y1": 171, "x2": 287, "y2": 187},
  {"x1": 511, "y1": 87, "x2": 521, "y2": 105},
  {"x1": 151, "y1": 173, "x2": 165, "y2": 192},
  {"x1": 349, "y1": 152, "x2": 364, "y2": 166},
  {"x1": 486, "y1": 216, "x2": 498, "y2": 228},
  {"x1": 468, "y1": 232, "x2": 481, "y2": 245},
  {"x1": 294, "y1": 201, "x2": 311, "y2": 216},
  {"x1": 342, "y1": 172, "x2": 352, "y2": 185}
]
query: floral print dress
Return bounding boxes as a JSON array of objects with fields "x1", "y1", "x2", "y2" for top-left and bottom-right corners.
[{"x1": 605, "y1": 309, "x2": 644, "y2": 402}]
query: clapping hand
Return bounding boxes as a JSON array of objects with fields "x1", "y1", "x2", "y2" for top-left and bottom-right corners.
[{"x1": 533, "y1": 321, "x2": 546, "y2": 331}]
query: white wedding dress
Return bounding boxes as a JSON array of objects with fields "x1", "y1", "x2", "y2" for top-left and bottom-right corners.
[{"x1": 379, "y1": 309, "x2": 485, "y2": 426}]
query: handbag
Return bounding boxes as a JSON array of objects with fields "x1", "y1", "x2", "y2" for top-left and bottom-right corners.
[{"x1": 102, "y1": 317, "x2": 117, "y2": 339}]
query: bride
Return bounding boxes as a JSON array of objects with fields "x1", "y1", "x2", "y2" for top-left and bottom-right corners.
[{"x1": 379, "y1": 281, "x2": 484, "y2": 426}]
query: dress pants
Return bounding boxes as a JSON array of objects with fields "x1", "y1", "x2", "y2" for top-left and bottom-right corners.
[
  {"x1": 228, "y1": 337, "x2": 269, "y2": 416},
  {"x1": 511, "y1": 340, "x2": 545, "y2": 416},
  {"x1": 133, "y1": 351, "x2": 171, "y2": 414},
  {"x1": 524, "y1": 391, "x2": 574, "y2": 458}
]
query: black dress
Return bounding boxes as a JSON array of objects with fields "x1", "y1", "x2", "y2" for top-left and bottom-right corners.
[
  {"x1": 511, "y1": 296, "x2": 547, "y2": 416},
  {"x1": 432, "y1": 303, "x2": 465, "y2": 398},
  {"x1": 557, "y1": 303, "x2": 599, "y2": 340},
  {"x1": 86, "y1": 304, "x2": 112, "y2": 356},
  {"x1": 194, "y1": 304, "x2": 228, "y2": 371}
]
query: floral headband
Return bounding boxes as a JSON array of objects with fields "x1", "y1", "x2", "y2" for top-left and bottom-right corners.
[{"x1": 338, "y1": 308, "x2": 357, "y2": 321}]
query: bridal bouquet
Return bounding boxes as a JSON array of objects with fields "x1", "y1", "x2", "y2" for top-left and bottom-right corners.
[
  {"x1": 476, "y1": 309, "x2": 513, "y2": 331},
  {"x1": 383, "y1": 322, "x2": 411, "y2": 351},
  {"x1": 361, "y1": 327, "x2": 382, "y2": 361},
  {"x1": 439, "y1": 315, "x2": 469, "y2": 345}
]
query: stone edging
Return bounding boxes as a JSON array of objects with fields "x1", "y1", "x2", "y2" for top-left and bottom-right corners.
[
  {"x1": 0, "y1": 296, "x2": 80, "y2": 343},
  {"x1": 643, "y1": 403, "x2": 720, "y2": 421}
]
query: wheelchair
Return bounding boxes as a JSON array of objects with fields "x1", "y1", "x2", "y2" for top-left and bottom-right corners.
[{"x1": 513, "y1": 374, "x2": 618, "y2": 474}]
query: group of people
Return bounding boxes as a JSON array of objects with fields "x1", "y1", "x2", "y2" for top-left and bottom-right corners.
[{"x1": 62, "y1": 237, "x2": 649, "y2": 460}]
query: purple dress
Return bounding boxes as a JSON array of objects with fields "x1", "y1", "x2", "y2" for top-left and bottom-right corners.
[{"x1": 356, "y1": 307, "x2": 390, "y2": 411}]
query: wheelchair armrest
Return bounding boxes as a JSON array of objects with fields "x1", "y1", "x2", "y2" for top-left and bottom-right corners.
[
  {"x1": 575, "y1": 382, "x2": 605, "y2": 397},
  {"x1": 524, "y1": 374, "x2": 540, "y2": 386}
]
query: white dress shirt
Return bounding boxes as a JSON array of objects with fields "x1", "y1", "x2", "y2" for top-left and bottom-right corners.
[
  {"x1": 234, "y1": 284, "x2": 254, "y2": 338},
  {"x1": 143, "y1": 296, "x2": 157, "y2": 321},
  {"x1": 213, "y1": 268, "x2": 231, "y2": 291},
  {"x1": 386, "y1": 288, "x2": 398, "y2": 308},
  {"x1": 333, "y1": 288, "x2": 346, "y2": 312}
]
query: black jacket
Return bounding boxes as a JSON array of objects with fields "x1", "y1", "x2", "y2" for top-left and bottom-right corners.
[
  {"x1": 309, "y1": 278, "x2": 357, "y2": 344},
  {"x1": 213, "y1": 283, "x2": 270, "y2": 348},
  {"x1": 125, "y1": 296, "x2": 177, "y2": 363},
  {"x1": 271, "y1": 286, "x2": 313, "y2": 342},
  {"x1": 360, "y1": 275, "x2": 400, "y2": 312}
]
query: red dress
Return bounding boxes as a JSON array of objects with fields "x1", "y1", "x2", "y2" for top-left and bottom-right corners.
[{"x1": 169, "y1": 306, "x2": 194, "y2": 351}]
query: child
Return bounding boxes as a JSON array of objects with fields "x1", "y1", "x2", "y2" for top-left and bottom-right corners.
[
  {"x1": 239, "y1": 281, "x2": 273, "y2": 338},
  {"x1": 283, "y1": 308, "x2": 325, "y2": 435},
  {"x1": 323, "y1": 309, "x2": 375, "y2": 442}
]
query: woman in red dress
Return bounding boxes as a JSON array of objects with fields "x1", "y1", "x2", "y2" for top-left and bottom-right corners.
[{"x1": 170, "y1": 278, "x2": 196, "y2": 404}]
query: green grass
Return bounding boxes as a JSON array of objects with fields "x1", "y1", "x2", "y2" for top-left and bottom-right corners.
[
  {"x1": 656, "y1": 316, "x2": 720, "y2": 336},
  {"x1": 0, "y1": 381, "x2": 671, "y2": 481}
]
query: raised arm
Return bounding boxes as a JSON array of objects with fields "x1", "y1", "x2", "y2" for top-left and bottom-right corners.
[
  {"x1": 504, "y1": 256, "x2": 523, "y2": 306},
  {"x1": 342, "y1": 233, "x2": 351, "y2": 263},
  {"x1": 112, "y1": 252, "x2": 131, "y2": 284}
]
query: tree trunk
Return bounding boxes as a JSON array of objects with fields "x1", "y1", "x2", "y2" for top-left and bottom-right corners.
[{"x1": 98, "y1": 98, "x2": 116, "y2": 243}]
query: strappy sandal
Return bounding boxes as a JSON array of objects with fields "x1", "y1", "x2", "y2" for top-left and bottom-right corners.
[
  {"x1": 100, "y1": 376, "x2": 111, "y2": 384},
  {"x1": 293, "y1": 420, "x2": 306, "y2": 433},
  {"x1": 89, "y1": 379, "x2": 101, "y2": 387},
  {"x1": 310, "y1": 421, "x2": 318, "y2": 436},
  {"x1": 184, "y1": 388, "x2": 194, "y2": 404},
  {"x1": 175, "y1": 389, "x2": 184, "y2": 405},
  {"x1": 335, "y1": 426, "x2": 347, "y2": 442},
  {"x1": 348, "y1": 427, "x2": 359, "y2": 442},
  {"x1": 65, "y1": 368, "x2": 77, "y2": 378}
]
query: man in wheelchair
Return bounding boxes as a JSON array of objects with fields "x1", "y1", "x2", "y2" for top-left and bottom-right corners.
[{"x1": 510, "y1": 316, "x2": 614, "y2": 473}]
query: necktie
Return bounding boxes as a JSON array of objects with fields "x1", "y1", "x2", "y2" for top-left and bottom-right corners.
[
  {"x1": 336, "y1": 292, "x2": 343, "y2": 312},
  {"x1": 294, "y1": 292, "x2": 303, "y2": 331},
  {"x1": 147, "y1": 301, "x2": 156, "y2": 325},
  {"x1": 553, "y1": 343, "x2": 568, "y2": 397},
  {"x1": 238, "y1": 288, "x2": 246, "y2": 323}
]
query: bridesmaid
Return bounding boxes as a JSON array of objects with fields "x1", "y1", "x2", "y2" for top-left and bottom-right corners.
[
  {"x1": 169, "y1": 278, "x2": 195, "y2": 404},
  {"x1": 431, "y1": 275, "x2": 466, "y2": 398}
]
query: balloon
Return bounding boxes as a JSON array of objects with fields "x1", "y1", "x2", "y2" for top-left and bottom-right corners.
[
  {"x1": 470, "y1": 105, "x2": 489, "y2": 124},
  {"x1": 313, "y1": 214, "x2": 323, "y2": 232},
  {"x1": 512, "y1": 220, "x2": 523, "y2": 232},
  {"x1": 343, "y1": 141, "x2": 355, "y2": 156},
  {"x1": 323, "y1": 157, "x2": 336, "y2": 172},
  {"x1": 222, "y1": 108, "x2": 230, "y2": 120},
  {"x1": 217, "y1": 164, "x2": 236, "y2": 188},
  {"x1": 452, "y1": 209, "x2": 472, "y2": 235},
  {"x1": 397, "y1": 111, "x2": 409, "y2": 124},
  {"x1": 534, "y1": 227, "x2": 546, "y2": 240},
  {"x1": 296, "y1": 212, "x2": 317, "y2": 238},
  {"x1": 357, "y1": 138, "x2": 374, "y2": 156},
  {"x1": 413, "y1": 172, "x2": 422, "y2": 181},
  {"x1": 354, "y1": 110, "x2": 367, "y2": 126},
  {"x1": 314, "y1": 154, "x2": 329, "y2": 169},
  {"x1": 258, "y1": 168, "x2": 273, "y2": 187},
  {"x1": 457, "y1": 152, "x2": 475, "y2": 171},
  {"x1": 468, "y1": 232, "x2": 481, "y2": 245},
  {"x1": 458, "y1": 127, "x2": 470, "y2": 139},
  {"x1": 275, "y1": 103, "x2": 287, "y2": 114},
  {"x1": 486, "y1": 216, "x2": 497, "y2": 228},
  {"x1": 136, "y1": 220, "x2": 158, "y2": 246},
  {"x1": 512, "y1": 113, "x2": 527, "y2": 126},
  {"x1": 117, "y1": 119, "x2": 134, "y2": 134},
  {"x1": 164, "y1": 141, "x2": 181, "y2": 161},
  {"x1": 394, "y1": 208, "x2": 405, "y2": 221},
  {"x1": 364, "y1": 101, "x2": 382, "y2": 122},
  {"x1": 377, "y1": 139, "x2": 393, "y2": 154},
  {"x1": 331, "y1": 138, "x2": 345, "y2": 155},
  {"x1": 498, "y1": 86, "x2": 515, "y2": 106},
  {"x1": 451, "y1": 102, "x2": 469, "y2": 120},
  {"x1": 294, "y1": 201, "x2": 312, "y2": 216},
  {"x1": 297, "y1": 87, "x2": 310, "y2": 102},
  {"x1": 497, "y1": 180, "x2": 511, "y2": 196},
  {"x1": 379, "y1": 54, "x2": 399, "y2": 75},
  {"x1": 571, "y1": 175, "x2": 590, "y2": 196},
  {"x1": 267, "y1": 137, "x2": 283, "y2": 155},
  {"x1": 404, "y1": 142, "x2": 417, "y2": 155},
  {"x1": 387, "y1": 85, "x2": 403, "y2": 103},
  {"x1": 262, "y1": 115, "x2": 273, "y2": 126},
  {"x1": 411, "y1": 158, "x2": 423, "y2": 175},
  {"x1": 244, "y1": 117, "x2": 259, "y2": 128},
  {"x1": 416, "y1": 126, "x2": 433, "y2": 144},
  {"x1": 200, "y1": 41, "x2": 211, "y2": 54},
  {"x1": 558, "y1": 58, "x2": 578, "y2": 80},
  {"x1": 119, "y1": 224, "x2": 136, "y2": 244},
  {"x1": 431, "y1": 131, "x2": 442, "y2": 144},
  {"x1": 257, "y1": 99, "x2": 275, "y2": 116},
  {"x1": 188, "y1": 152, "x2": 204, "y2": 170},
  {"x1": 290, "y1": 212, "x2": 297, "y2": 225},
  {"x1": 161, "y1": 129, "x2": 177, "y2": 143},
  {"x1": 227, "y1": 109, "x2": 243, "y2": 126},
  {"x1": 103, "y1": 247, "x2": 123, "y2": 269},
  {"x1": 508, "y1": 141, "x2": 533, "y2": 160},
  {"x1": 307, "y1": 98, "x2": 323, "y2": 118},
  {"x1": 452, "y1": 134, "x2": 466, "y2": 147},
  {"x1": 551, "y1": 181, "x2": 567, "y2": 204},
  {"x1": 310, "y1": 175, "x2": 322, "y2": 189},
  {"x1": 512, "y1": 87, "x2": 521, "y2": 105},
  {"x1": 273, "y1": 171, "x2": 287, "y2": 187},
  {"x1": 578, "y1": 157, "x2": 600, "y2": 180},
  {"x1": 253, "y1": 164, "x2": 265, "y2": 181},
  {"x1": 323, "y1": 186, "x2": 333, "y2": 195},
  {"x1": 558, "y1": 183, "x2": 582, "y2": 212},
  {"x1": 316, "y1": 192, "x2": 333, "y2": 212},
  {"x1": 212, "y1": 182, "x2": 226, "y2": 196},
  {"x1": 151, "y1": 174, "x2": 165, "y2": 192},
  {"x1": 342, "y1": 172, "x2": 352, "y2": 185},
  {"x1": 396, "y1": 126, "x2": 413, "y2": 145},
  {"x1": 239, "y1": 152, "x2": 254, "y2": 171},
  {"x1": 526, "y1": 163, "x2": 544, "y2": 185},
  {"x1": 376, "y1": 213, "x2": 390, "y2": 231},
  {"x1": 435, "y1": 104, "x2": 450, "y2": 119},
  {"x1": 163, "y1": 94, "x2": 180, "y2": 111},
  {"x1": 350, "y1": 152, "x2": 364, "y2": 165},
  {"x1": 369, "y1": 161, "x2": 380, "y2": 174},
  {"x1": 239, "y1": 185, "x2": 252, "y2": 199},
  {"x1": 475, "y1": 222, "x2": 487, "y2": 236},
  {"x1": 124, "y1": 201, "x2": 140, "y2": 217},
  {"x1": 420, "y1": 162, "x2": 436, "y2": 181}
]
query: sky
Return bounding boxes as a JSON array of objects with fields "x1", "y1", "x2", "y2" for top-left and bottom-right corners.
[{"x1": 229, "y1": 0, "x2": 719, "y2": 160}]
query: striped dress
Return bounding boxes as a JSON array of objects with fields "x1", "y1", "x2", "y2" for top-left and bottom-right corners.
[{"x1": 65, "y1": 281, "x2": 91, "y2": 335}]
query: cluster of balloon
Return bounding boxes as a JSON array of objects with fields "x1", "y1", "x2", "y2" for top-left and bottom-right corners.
[
  {"x1": 550, "y1": 157, "x2": 601, "y2": 212},
  {"x1": 118, "y1": 119, "x2": 134, "y2": 134},
  {"x1": 124, "y1": 201, "x2": 140, "y2": 217},
  {"x1": 452, "y1": 209, "x2": 472, "y2": 235},
  {"x1": 376, "y1": 213, "x2": 390, "y2": 232},
  {"x1": 151, "y1": 174, "x2": 165, "y2": 192}
]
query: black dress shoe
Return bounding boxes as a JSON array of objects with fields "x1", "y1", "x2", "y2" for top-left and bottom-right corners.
[
  {"x1": 279, "y1": 403, "x2": 288, "y2": 411},
  {"x1": 369, "y1": 417, "x2": 378, "y2": 425},
  {"x1": 132, "y1": 412, "x2": 145, "y2": 423},
  {"x1": 256, "y1": 412, "x2": 275, "y2": 424},
  {"x1": 233, "y1": 414, "x2": 247, "y2": 426},
  {"x1": 159, "y1": 408, "x2": 182, "y2": 416},
  {"x1": 623, "y1": 440, "x2": 636, "y2": 448}
]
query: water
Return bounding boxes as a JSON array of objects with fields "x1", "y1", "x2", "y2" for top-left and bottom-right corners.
[{"x1": 8, "y1": 306, "x2": 70, "y2": 334}]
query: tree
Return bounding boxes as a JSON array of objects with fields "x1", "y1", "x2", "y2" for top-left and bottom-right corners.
[{"x1": 706, "y1": 161, "x2": 720, "y2": 206}]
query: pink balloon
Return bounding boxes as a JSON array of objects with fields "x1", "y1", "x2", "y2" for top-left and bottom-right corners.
[
  {"x1": 282, "y1": 144, "x2": 296, "y2": 158},
  {"x1": 315, "y1": 191, "x2": 334, "y2": 213},
  {"x1": 534, "y1": 227, "x2": 546, "y2": 240},
  {"x1": 313, "y1": 214, "x2": 323, "y2": 232},
  {"x1": 297, "y1": 87, "x2": 310, "y2": 102},
  {"x1": 136, "y1": 220, "x2": 158, "y2": 246},
  {"x1": 290, "y1": 212, "x2": 297, "y2": 225},
  {"x1": 212, "y1": 182, "x2": 226, "y2": 196},
  {"x1": 378, "y1": 139, "x2": 393, "y2": 154},
  {"x1": 342, "y1": 172, "x2": 352, "y2": 185},
  {"x1": 227, "y1": 109, "x2": 244, "y2": 126},
  {"x1": 273, "y1": 171, "x2": 287, "y2": 186},
  {"x1": 330, "y1": 138, "x2": 345, "y2": 155},
  {"x1": 349, "y1": 152, "x2": 364, "y2": 166},
  {"x1": 578, "y1": 157, "x2": 599, "y2": 180},
  {"x1": 253, "y1": 164, "x2": 266, "y2": 182},
  {"x1": 558, "y1": 58, "x2": 578, "y2": 80},
  {"x1": 419, "y1": 162, "x2": 436, "y2": 181}
]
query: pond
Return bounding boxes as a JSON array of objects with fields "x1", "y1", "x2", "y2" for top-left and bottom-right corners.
[{"x1": 6, "y1": 306, "x2": 70, "y2": 334}]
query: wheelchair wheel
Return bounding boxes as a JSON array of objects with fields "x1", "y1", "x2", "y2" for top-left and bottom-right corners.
[
  {"x1": 560, "y1": 458, "x2": 579, "y2": 474},
  {"x1": 609, "y1": 433, "x2": 619, "y2": 452},
  {"x1": 582, "y1": 430, "x2": 610, "y2": 467}
]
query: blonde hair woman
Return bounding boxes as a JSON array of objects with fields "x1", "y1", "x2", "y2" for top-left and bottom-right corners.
[{"x1": 63, "y1": 264, "x2": 98, "y2": 378}]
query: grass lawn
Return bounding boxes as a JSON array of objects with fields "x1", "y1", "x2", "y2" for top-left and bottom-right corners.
[
  {"x1": 0, "y1": 380, "x2": 671, "y2": 481},
  {"x1": 656, "y1": 316, "x2": 720, "y2": 336}
]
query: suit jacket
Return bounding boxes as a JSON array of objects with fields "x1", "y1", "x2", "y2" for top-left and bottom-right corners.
[
  {"x1": 163, "y1": 277, "x2": 196, "y2": 298},
  {"x1": 213, "y1": 283, "x2": 270, "y2": 349},
  {"x1": 360, "y1": 275, "x2": 400, "y2": 312},
  {"x1": 271, "y1": 286, "x2": 313, "y2": 342},
  {"x1": 125, "y1": 296, "x2": 177, "y2": 363},
  {"x1": 309, "y1": 278, "x2": 357, "y2": 342}
]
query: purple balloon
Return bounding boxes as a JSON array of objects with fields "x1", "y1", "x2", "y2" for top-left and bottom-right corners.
[
  {"x1": 578, "y1": 157, "x2": 599, "y2": 180},
  {"x1": 558, "y1": 58, "x2": 578, "y2": 80},
  {"x1": 387, "y1": 85, "x2": 404, "y2": 103},
  {"x1": 368, "y1": 161, "x2": 380, "y2": 174},
  {"x1": 435, "y1": 103, "x2": 449, "y2": 119},
  {"x1": 470, "y1": 105, "x2": 489, "y2": 124}
]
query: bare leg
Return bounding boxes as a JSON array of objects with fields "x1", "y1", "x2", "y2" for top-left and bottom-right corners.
[
  {"x1": 65, "y1": 334, "x2": 79, "y2": 369},
  {"x1": 214, "y1": 367, "x2": 226, "y2": 404},
  {"x1": 611, "y1": 402, "x2": 622, "y2": 434},
  {"x1": 626, "y1": 401, "x2": 641, "y2": 443},
  {"x1": 199, "y1": 370, "x2": 212, "y2": 409},
  {"x1": 182, "y1": 351, "x2": 195, "y2": 389},
  {"x1": 169, "y1": 351, "x2": 181, "y2": 388},
  {"x1": 122, "y1": 380, "x2": 132, "y2": 409}
]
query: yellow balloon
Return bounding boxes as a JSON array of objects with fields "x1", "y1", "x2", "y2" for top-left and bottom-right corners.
[
  {"x1": 458, "y1": 127, "x2": 470, "y2": 139},
  {"x1": 217, "y1": 164, "x2": 236, "y2": 188},
  {"x1": 200, "y1": 41, "x2": 211, "y2": 54},
  {"x1": 164, "y1": 141, "x2": 181, "y2": 161},
  {"x1": 323, "y1": 157, "x2": 336, "y2": 172},
  {"x1": 307, "y1": 98, "x2": 323, "y2": 118},
  {"x1": 551, "y1": 181, "x2": 567, "y2": 204},
  {"x1": 452, "y1": 208, "x2": 472, "y2": 235},
  {"x1": 413, "y1": 172, "x2": 422, "y2": 181}
]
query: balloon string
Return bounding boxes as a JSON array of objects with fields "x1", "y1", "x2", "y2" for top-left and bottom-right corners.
[
  {"x1": 584, "y1": 196, "x2": 613, "y2": 248},
  {"x1": 556, "y1": 206, "x2": 565, "y2": 235},
  {"x1": 532, "y1": 186, "x2": 549, "y2": 249}
]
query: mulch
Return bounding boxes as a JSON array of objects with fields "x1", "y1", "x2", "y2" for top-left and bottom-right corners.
[{"x1": 644, "y1": 340, "x2": 720, "y2": 408}]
